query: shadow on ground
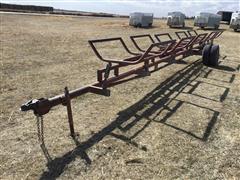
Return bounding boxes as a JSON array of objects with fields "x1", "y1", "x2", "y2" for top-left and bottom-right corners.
[
  {"x1": 196, "y1": 27, "x2": 226, "y2": 31},
  {"x1": 40, "y1": 58, "x2": 234, "y2": 179},
  {"x1": 170, "y1": 26, "x2": 193, "y2": 30}
]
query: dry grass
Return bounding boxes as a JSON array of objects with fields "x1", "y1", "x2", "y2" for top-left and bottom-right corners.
[{"x1": 0, "y1": 13, "x2": 240, "y2": 179}]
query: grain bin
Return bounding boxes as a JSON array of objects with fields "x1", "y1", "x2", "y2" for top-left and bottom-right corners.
[{"x1": 129, "y1": 12, "x2": 153, "y2": 28}]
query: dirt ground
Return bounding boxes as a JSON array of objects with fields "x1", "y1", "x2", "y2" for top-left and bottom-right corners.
[{"x1": 0, "y1": 13, "x2": 240, "y2": 179}]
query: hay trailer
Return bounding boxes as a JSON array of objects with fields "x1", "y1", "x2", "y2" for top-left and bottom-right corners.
[
  {"x1": 129, "y1": 12, "x2": 153, "y2": 28},
  {"x1": 167, "y1": 11, "x2": 186, "y2": 28},
  {"x1": 20, "y1": 30, "x2": 223, "y2": 157},
  {"x1": 194, "y1": 12, "x2": 221, "y2": 29},
  {"x1": 230, "y1": 11, "x2": 240, "y2": 32}
]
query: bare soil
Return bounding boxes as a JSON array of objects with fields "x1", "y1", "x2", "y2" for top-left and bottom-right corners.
[{"x1": 0, "y1": 13, "x2": 240, "y2": 179}]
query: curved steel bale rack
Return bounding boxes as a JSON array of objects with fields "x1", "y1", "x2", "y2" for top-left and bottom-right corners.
[{"x1": 20, "y1": 30, "x2": 223, "y2": 140}]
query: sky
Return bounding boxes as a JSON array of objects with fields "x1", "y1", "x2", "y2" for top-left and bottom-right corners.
[{"x1": 1, "y1": 0, "x2": 239, "y2": 17}]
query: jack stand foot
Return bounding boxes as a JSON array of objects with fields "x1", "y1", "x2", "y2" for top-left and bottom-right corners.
[
  {"x1": 70, "y1": 133, "x2": 80, "y2": 146},
  {"x1": 70, "y1": 132, "x2": 79, "y2": 139}
]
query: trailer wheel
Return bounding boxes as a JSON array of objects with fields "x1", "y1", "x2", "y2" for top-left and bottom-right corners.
[
  {"x1": 209, "y1": 45, "x2": 219, "y2": 66},
  {"x1": 234, "y1": 29, "x2": 238, "y2": 32},
  {"x1": 202, "y1": 44, "x2": 211, "y2": 65}
]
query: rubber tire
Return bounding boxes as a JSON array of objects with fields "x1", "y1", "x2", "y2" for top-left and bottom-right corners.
[
  {"x1": 208, "y1": 45, "x2": 219, "y2": 67},
  {"x1": 202, "y1": 44, "x2": 211, "y2": 65}
]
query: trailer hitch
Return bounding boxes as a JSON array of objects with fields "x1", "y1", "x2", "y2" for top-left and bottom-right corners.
[{"x1": 20, "y1": 98, "x2": 52, "y2": 116}]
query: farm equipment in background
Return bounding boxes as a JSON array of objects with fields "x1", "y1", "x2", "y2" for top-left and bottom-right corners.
[
  {"x1": 217, "y1": 11, "x2": 233, "y2": 25},
  {"x1": 230, "y1": 11, "x2": 240, "y2": 32},
  {"x1": 129, "y1": 12, "x2": 153, "y2": 28},
  {"x1": 194, "y1": 12, "x2": 221, "y2": 29},
  {"x1": 167, "y1": 11, "x2": 186, "y2": 28},
  {"x1": 20, "y1": 30, "x2": 223, "y2": 148}
]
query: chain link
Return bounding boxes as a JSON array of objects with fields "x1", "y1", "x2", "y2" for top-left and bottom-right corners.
[
  {"x1": 36, "y1": 115, "x2": 44, "y2": 145},
  {"x1": 36, "y1": 115, "x2": 52, "y2": 162}
]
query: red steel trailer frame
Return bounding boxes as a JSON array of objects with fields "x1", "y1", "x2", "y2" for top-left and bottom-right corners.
[{"x1": 20, "y1": 30, "x2": 223, "y2": 139}]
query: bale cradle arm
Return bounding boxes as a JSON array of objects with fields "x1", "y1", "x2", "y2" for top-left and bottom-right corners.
[
  {"x1": 164, "y1": 36, "x2": 195, "y2": 55},
  {"x1": 92, "y1": 31, "x2": 221, "y2": 91},
  {"x1": 175, "y1": 31, "x2": 189, "y2": 39},
  {"x1": 186, "y1": 33, "x2": 208, "y2": 49},
  {"x1": 129, "y1": 34, "x2": 155, "y2": 52},
  {"x1": 130, "y1": 34, "x2": 177, "y2": 54},
  {"x1": 154, "y1": 33, "x2": 173, "y2": 42},
  {"x1": 89, "y1": 37, "x2": 176, "y2": 65},
  {"x1": 92, "y1": 39, "x2": 178, "y2": 87},
  {"x1": 203, "y1": 31, "x2": 224, "y2": 44},
  {"x1": 88, "y1": 37, "x2": 140, "y2": 65},
  {"x1": 187, "y1": 30, "x2": 198, "y2": 36},
  {"x1": 89, "y1": 30, "x2": 223, "y2": 91}
]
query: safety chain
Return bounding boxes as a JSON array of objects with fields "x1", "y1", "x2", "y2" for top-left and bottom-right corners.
[
  {"x1": 36, "y1": 115, "x2": 52, "y2": 162},
  {"x1": 36, "y1": 115, "x2": 44, "y2": 144}
]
